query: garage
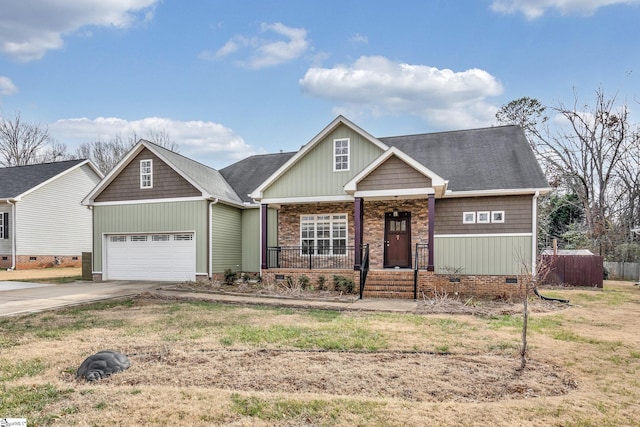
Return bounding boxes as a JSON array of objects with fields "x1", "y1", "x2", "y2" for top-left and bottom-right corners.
[{"x1": 104, "y1": 233, "x2": 196, "y2": 281}]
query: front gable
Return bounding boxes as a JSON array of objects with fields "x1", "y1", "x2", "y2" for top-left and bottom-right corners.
[
  {"x1": 95, "y1": 148, "x2": 200, "y2": 202},
  {"x1": 357, "y1": 155, "x2": 432, "y2": 191}
]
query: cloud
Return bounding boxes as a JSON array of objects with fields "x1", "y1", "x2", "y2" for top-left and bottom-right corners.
[
  {"x1": 205, "y1": 22, "x2": 309, "y2": 69},
  {"x1": 491, "y1": 0, "x2": 640, "y2": 19},
  {"x1": 349, "y1": 33, "x2": 368, "y2": 44},
  {"x1": 0, "y1": 76, "x2": 18, "y2": 96},
  {"x1": 50, "y1": 116, "x2": 259, "y2": 168},
  {"x1": 0, "y1": 0, "x2": 159, "y2": 61},
  {"x1": 299, "y1": 56, "x2": 503, "y2": 129}
]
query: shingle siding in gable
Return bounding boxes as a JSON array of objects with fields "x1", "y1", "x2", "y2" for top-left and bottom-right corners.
[
  {"x1": 357, "y1": 155, "x2": 432, "y2": 191},
  {"x1": 95, "y1": 148, "x2": 201, "y2": 202}
]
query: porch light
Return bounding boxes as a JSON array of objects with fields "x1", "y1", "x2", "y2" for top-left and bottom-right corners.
[{"x1": 392, "y1": 208, "x2": 399, "y2": 217}]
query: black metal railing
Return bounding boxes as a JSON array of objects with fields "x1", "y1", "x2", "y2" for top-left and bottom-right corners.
[
  {"x1": 359, "y1": 244, "x2": 370, "y2": 299},
  {"x1": 266, "y1": 246, "x2": 355, "y2": 270},
  {"x1": 414, "y1": 243, "x2": 429, "y2": 300}
]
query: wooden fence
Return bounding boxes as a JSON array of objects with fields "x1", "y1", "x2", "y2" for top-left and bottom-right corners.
[
  {"x1": 540, "y1": 255, "x2": 603, "y2": 288},
  {"x1": 604, "y1": 261, "x2": 640, "y2": 281}
]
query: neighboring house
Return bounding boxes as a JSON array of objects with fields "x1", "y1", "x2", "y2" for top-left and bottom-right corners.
[
  {"x1": 85, "y1": 116, "x2": 550, "y2": 299},
  {"x1": 0, "y1": 159, "x2": 103, "y2": 269},
  {"x1": 82, "y1": 141, "x2": 292, "y2": 281}
]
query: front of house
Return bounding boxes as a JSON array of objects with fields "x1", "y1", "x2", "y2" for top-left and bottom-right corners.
[{"x1": 249, "y1": 116, "x2": 550, "y2": 298}]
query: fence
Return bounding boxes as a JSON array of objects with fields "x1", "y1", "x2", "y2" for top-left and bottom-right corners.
[
  {"x1": 604, "y1": 261, "x2": 640, "y2": 281},
  {"x1": 540, "y1": 255, "x2": 603, "y2": 288}
]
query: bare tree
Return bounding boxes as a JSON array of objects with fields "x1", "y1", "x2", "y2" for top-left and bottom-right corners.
[{"x1": 0, "y1": 112, "x2": 57, "y2": 166}]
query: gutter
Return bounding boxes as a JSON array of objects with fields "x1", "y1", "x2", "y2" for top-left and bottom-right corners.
[
  {"x1": 6, "y1": 199, "x2": 16, "y2": 270},
  {"x1": 208, "y1": 198, "x2": 219, "y2": 280},
  {"x1": 532, "y1": 191, "x2": 540, "y2": 275}
]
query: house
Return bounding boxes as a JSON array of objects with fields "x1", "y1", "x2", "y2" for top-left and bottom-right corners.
[
  {"x1": 82, "y1": 140, "x2": 292, "y2": 281},
  {"x1": 0, "y1": 159, "x2": 103, "y2": 269},
  {"x1": 85, "y1": 116, "x2": 550, "y2": 299}
]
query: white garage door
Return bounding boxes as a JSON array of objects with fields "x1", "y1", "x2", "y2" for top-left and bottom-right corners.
[{"x1": 105, "y1": 233, "x2": 196, "y2": 281}]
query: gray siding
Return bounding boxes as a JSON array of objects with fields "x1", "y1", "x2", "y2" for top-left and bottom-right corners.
[
  {"x1": 0, "y1": 203, "x2": 11, "y2": 255},
  {"x1": 263, "y1": 124, "x2": 384, "y2": 199},
  {"x1": 434, "y1": 195, "x2": 533, "y2": 235},
  {"x1": 16, "y1": 163, "x2": 101, "y2": 255},
  {"x1": 93, "y1": 200, "x2": 208, "y2": 273},
  {"x1": 358, "y1": 155, "x2": 431, "y2": 191},
  {"x1": 434, "y1": 235, "x2": 532, "y2": 275},
  {"x1": 212, "y1": 203, "x2": 242, "y2": 273},
  {"x1": 96, "y1": 148, "x2": 200, "y2": 202}
]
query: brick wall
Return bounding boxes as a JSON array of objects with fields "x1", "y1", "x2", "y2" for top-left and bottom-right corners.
[
  {"x1": 418, "y1": 272, "x2": 526, "y2": 300},
  {"x1": 0, "y1": 255, "x2": 82, "y2": 270},
  {"x1": 261, "y1": 269, "x2": 360, "y2": 290}
]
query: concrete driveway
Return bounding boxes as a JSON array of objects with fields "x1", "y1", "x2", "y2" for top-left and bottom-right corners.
[{"x1": 0, "y1": 280, "x2": 166, "y2": 317}]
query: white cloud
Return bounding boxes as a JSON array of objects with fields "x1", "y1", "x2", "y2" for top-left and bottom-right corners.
[
  {"x1": 0, "y1": 76, "x2": 18, "y2": 96},
  {"x1": 206, "y1": 22, "x2": 309, "y2": 69},
  {"x1": 349, "y1": 33, "x2": 368, "y2": 44},
  {"x1": 299, "y1": 56, "x2": 503, "y2": 129},
  {"x1": 491, "y1": 0, "x2": 640, "y2": 19},
  {"x1": 0, "y1": 0, "x2": 159, "y2": 61},
  {"x1": 50, "y1": 116, "x2": 259, "y2": 168}
]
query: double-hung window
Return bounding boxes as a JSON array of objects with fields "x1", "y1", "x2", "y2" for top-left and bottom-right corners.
[
  {"x1": 0, "y1": 212, "x2": 8, "y2": 240},
  {"x1": 333, "y1": 138, "x2": 350, "y2": 171},
  {"x1": 140, "y1": 159, "x2": 153, "y2": 189},
  {"x1": 301, "y1": 214, "x2": 347, "y2": 255}
]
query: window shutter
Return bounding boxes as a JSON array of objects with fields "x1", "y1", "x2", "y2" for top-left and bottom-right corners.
[{"x1": 3, "y1": 212, "x2": 8, "y2": 240}]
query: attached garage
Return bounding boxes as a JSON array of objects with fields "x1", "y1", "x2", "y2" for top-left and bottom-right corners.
[{"x1": 104, "y1": 233, "x2": 195, "y2": 281}]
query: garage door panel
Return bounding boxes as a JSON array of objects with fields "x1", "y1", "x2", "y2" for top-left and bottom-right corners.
[{"x1": 105, "y1": 233, "x2": 195, "y2": 281}]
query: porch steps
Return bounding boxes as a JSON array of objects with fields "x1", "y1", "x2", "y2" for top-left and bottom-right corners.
[{"x1": 362, "y1": 270, "x2": 416, "y2": 299}]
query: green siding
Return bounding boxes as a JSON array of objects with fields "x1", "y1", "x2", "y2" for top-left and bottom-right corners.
[
  {"x1": 212, "y1": 203, "x2": 242, "y2": 273},
  {"x1": 93, "y1": 200, "x2": 208, "y2": 273},
  {"x1": 268, "y1": 207, "x2": 278, "y2": 246},
  {"x1": 434, "y1": 235, "x2": 532, "y2": 275},
  {"x1": 241, "y1": 209, "x2": 260, "y2": 272},
  {"x1": 263, "y1": 124, "x2": 384, "y2": 199}
]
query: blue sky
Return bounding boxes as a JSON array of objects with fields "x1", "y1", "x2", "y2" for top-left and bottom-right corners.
[{"x1": 1, "y1": 0, "x2": 639, "y2": 168}]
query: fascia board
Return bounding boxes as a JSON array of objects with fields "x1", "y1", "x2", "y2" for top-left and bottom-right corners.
[
  {"x1": 142, "y1": 143, "x2": 210, "y2": 197},
  {"x1": 19, "y1": 160, "x2": 98, "y2": 200},
  {"x1": 443, "y1": 187, "x2": 553, "y2": 198}
]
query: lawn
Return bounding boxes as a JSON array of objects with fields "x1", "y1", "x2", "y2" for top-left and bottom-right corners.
[{"x1": 1, "y1": 281, "x2": 639, "y2": 426}]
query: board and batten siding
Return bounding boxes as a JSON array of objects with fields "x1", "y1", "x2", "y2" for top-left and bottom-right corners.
[
  {"x1": 263, "y1": 124, "x2": 384, "y2": 199},
  {"x1": 240, "y1": 207, "x2": 278, "y2": 273},
  {"x1": 95, "y1": 148, "x2": 200, "y2": 202},
  {"x1": 434, "y1": 235, "x2": 532, "y2": 275},
  {"x1": 211, "y1": 203, "x2": 242, "y2": 273},
  {"x1": 93, "y1": 200, "x2": 208, "y2": 273},
  {"x1": 358, "y1": 155, "x2": 432, "y2": 191},
  {"x1": 16, "y1": 163, "x2": 101, "y2": 255}
]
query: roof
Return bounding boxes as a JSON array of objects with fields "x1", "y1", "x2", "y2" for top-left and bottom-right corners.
[
  {"x1": 542, "y1": 249, "x2": 595, "y2": 256},
  {"x1": 380, "y1": 125, "x2": 549, "y2": 192},
  {"x1": 0, "y1": 159, "x2": 88, "y2": 200},
  {"x1": 220, "y1": 151, "x2": 296, "y2": 203}
]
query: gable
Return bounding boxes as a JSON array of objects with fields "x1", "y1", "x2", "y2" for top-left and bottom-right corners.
[
  {"x1": 357, "y1": 155, "x2": 432, "y2": 191},
  {"x1": 95, "y1": 148, "x2": 201, "y2": 202},
  {"x1": 262, "y1": 123, "x2": 385, "y2": 199}
]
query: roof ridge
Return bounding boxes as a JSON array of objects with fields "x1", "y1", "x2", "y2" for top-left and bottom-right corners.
[{"x1": 378, "y1": 124, "x2": 519, "y2": 140}]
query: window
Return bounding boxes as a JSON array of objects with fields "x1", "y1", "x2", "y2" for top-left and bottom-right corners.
[
  {"x1": 0, "y1": 212, "x2": 8, "y2": 240},
  {"x1": 463, "y1": 212, "x2": 476, "y2": 224},
  {"x1": 491, "y1": 211, "x2": 505, "y2": 223},
  {"x1": 140, "y1": 159, "x2": 153, "y2": 189},
  {"x1": 477, "y1": 211, "x2": 490, "y2": 224},
  {"x1": 301, "y1": 214, "x2": 348, "y2": 255},
  {"x1": 333, "y1": 138, "x2": 350, "y2": 171},
  {"x1": 130, "y1": 235, "x2": 148, "y2": 242},
  {"x1": 152, "y1": 234, "x2": 170, "y2": 242},
  {"x1": 109, "y1": 235, "x2": 127, "y2": 243}
]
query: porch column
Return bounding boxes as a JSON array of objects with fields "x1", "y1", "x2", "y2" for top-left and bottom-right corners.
[
  {"x1": 261, "y1": 204, "x2": 268, "y2": 269},
  {"x1": 428, "y1": 194, "x2": 435, "y2": 271},
  {"x1": 354, "y1": 197, "x2": 363, "y2": 270}
]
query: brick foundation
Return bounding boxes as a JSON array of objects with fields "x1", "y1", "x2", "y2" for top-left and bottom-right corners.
[
  {"x1": 0, "y1": 255, "x2": 82, "y2": 270},
  {"x1": 419, "y1": 271, "x2": 525, "y2": 300},
  {"x1": 261, "y1": 269, "x2": 360, "y2": 290}
]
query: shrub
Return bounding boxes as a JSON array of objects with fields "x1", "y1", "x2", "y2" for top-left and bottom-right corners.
[
  {"x1": 298, "y1": 275, "x2": 310, "y2": 290},
  {"x1": 333, "y1": 275, "x2": 355, "y2": 294},
  {"x1": 316, "y1": 275, "x2": 327, "y2": 290},
  {"x1": 224, "y1": 269, "x2": 238, "y2": 285}
]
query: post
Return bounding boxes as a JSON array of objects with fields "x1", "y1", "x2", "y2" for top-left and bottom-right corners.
[
  {"x1": 427, "y1": 194, "x2": 435, "y2": 271},
  {"x1": 354, "y1": 197, "x2": 363, "y2": 270},
  {"x1": 261, "y1": 204, "x2": 268, "y2": 269}
]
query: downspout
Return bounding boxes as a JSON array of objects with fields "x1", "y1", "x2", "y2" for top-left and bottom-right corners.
[
  {"x1": 7, "y1": 199, "x2": 16, "y2": 270},
  {"x1": 532, "y1": 191, "x2": 540, "y2": 276},
  {"x1": 208, "y1": 199, "x2": 219, "y2": 280}
]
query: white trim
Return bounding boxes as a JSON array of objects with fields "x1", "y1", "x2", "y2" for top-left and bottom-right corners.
[
  {"x1": 259, "y1": 195, "x2": 354, "y2": 205},
  {"x1": 354, "y1": 188, "x2": 435, "y2": 200},
  {"x1": 140, "y1": 159, "x2": 153, "y2": 189},
  {"x1": 491, "y1": 210, "x2": 505, "y2": 223},
  {"x1": 92, "y1": 196, "x2": 206, "y2": 206},
  {"x1": 17, "y1": 160, "x2": 103, "y2": 200},
  {"x1": 333, "y1": 138, "x2": 350, "y2": 172},
  {"x1": 444, "y1": 187, "x2": 552, "y2": 198},
  {"x1": 250, "y1": 115, "x2": 389, "y2": 200},
  {"x1": 435, "y1": 233, "x2": 533, "y2": 238},
  {"x1": 463, "y1": 212, "x2": 476, "y2": 224},
  {"x1": 532, "y1": 191, "x2": 539, "y2": 274},
  {"x1": 300, "y1": 213, "x2": 348, "y2": 255},
  {"x1": 477, "y1": 211, "x2": 490, "y2": 224}
]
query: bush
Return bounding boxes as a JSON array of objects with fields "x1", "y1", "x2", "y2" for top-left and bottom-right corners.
[
  {"x1": 298, "y1": 275, "x2": 310, "y2": 290},
  {"x1": 333, "y1": 275, "x2": 355, "y2": 294},
  {"x1": 224, "y1": 269, "x2": 238, "y2": 285},
  {"x1": 316, "y1": 275, "x2": 327, "y2": 290}
]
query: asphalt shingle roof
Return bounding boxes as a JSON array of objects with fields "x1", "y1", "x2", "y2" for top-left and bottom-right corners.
[
  {"x1": 379, "y1": 125, "x2": 548, "y2": 192},
  {"x1": 0, "y1": 159, "x2": 86, "y2": 199}
]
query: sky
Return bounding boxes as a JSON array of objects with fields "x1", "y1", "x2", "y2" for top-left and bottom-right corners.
[{"x1": 1, "y1": 0, "x2": 639, "y2": 169}]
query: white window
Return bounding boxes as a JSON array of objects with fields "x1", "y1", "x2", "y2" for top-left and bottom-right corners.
[
  {"x1": 300, "y1": 214, "x2": 348, "y2": 255},
  {"x1": 333, "y1": 138, "x2": 350, "y2": 171},
  {"x1": 140, "y1": 159, "x2": 153, "y2": 189},
  {"x1": 477, "y1": 211, "x2": 490, "y2": 224},
  {"x1": 463, "y1": 212, "x2": 476, "y2": 224},
  {"x1": 109, "y1": 235, "x2": 127, "y2": 243},
  {"x1": 0, "y1": 212, "x2": 8, "y2": 240},
  {"x1": 492, "y1": 211, "x2": 505, "y2": 223},
  {"x1": 131, "y1": 235, "x2": 148, "y2": 242}
]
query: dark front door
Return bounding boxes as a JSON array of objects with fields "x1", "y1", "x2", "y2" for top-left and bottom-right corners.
[{"x1": 384, "y1": 211, "x2": 412, "y2": 268}]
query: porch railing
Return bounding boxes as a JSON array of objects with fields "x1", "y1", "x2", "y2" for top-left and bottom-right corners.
[
  {"x1": 266, "y1": 246, "x2": 355, "y2": 270},
  {"x1": 359, "y1": 244, "x2": 370, "y2": 299},
  {"x1": 414, "y1": 243, "x2": 429, "y2": 300}
]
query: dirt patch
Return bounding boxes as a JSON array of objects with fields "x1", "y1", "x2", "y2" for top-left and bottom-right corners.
[{"x1": 0, "y1": 267, "x2": 81, "y2": 281}]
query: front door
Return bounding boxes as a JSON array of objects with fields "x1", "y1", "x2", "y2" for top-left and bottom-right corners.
[{"x1": 384, "y1": 212, "x2": 412, "y2": 268}]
